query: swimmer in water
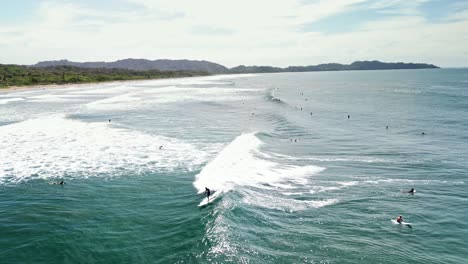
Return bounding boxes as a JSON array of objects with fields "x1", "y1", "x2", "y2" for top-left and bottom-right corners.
[{"x1": 396, "y1": 215, "x2": 403, "y2": 224}]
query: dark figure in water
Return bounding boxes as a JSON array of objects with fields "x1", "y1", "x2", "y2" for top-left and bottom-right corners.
[
  {"x1": 159, "y1": 145, "x2": 163, "y2": 150},
  {"x1": 421, "y1": 132, "x2": 425, "y2": 135},
  {"x1": 408, "y1": 188, "x2": 415, "y2": 194},
  {"x1": 108, "y1": 119, "x2": 111, "y2": 123},
  {"x1": 53, "y1": 181, "x2": 65, "y2": 185},
  {"x1": 396, "y1": 215, "x2": 404, "y2": 224},
  {"x1": 310, "y1": 112, "x2": 313, "y2": 116},
  {"x1": 205, "y1": 187, "x2": 211, "y2": 202},
  {"x1": 348, "y1": 115, "x2": 350, "y2": 119},
  {"x1": 386, "y1": 125, "x2": 389, "y2": 130}
]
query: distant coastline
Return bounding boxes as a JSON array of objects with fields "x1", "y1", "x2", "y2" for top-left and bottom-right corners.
[
  {"x1": 1, "y1": 59, "x2": 439, "y2": 89},
  {"x1": 229, "y1": 60, "x2": 439, "y2": 74}
]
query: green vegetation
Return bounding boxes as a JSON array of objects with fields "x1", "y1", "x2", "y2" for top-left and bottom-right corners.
[{"x1": 0, "y1": 64, "x2": 209, "y2": 88}]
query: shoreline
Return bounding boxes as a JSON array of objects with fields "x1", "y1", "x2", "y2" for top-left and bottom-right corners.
[
  {"x1": 0, "y1": 67, "x2": 442, "y2": 94},
  {"x1": 0, "y1": 76, "x2": 204, "y2": 94}
]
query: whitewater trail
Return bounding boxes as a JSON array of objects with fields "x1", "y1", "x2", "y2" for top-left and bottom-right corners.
[
  {"x1": 0, "y1": 115, "x2": 212, "y2": 185},
  {"x1": 193, "y1": 133, "x2": 334, "y2": 210}
]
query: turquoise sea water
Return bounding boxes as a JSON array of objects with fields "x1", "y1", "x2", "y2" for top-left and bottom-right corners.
[{"x1": 1, "y1": 69, "x2": 467, "y2": 263}]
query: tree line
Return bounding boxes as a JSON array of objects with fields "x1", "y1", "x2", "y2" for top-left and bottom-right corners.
[{"x1": 0, "y1": 64, "x2": 209, "y2": 88}]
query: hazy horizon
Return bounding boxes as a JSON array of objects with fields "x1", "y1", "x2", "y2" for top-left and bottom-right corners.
[{"x1": 1, "y1": 0, "x2": 467, "y2": 67}]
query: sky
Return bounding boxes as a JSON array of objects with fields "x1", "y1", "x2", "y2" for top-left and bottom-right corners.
[{"x1": 0, "y1": 0, "x2": 467, "y2": 67}]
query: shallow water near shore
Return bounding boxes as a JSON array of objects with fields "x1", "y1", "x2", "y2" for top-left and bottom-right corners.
[{"x1": 1, "y1": 70, "x2": 467, "y2": 263}]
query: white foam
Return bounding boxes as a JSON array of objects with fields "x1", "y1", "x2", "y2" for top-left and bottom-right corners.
[
  {"x1": 309, "y1": 186, "x2": 341, "y2": 194},
  {"x1": 286, "y1": 155, "x2": 388, "y2": 163},
  {"x1": 193, "y1": 133, "x2": 325, "y2": 194},
  {"x1": 88, "y1": 93, "x2": 141, "y2": 105},
  {"x1": 338, "y1": 181, "x2": 359, "y2": 187},
  {"x1": 242, "y1": 191, "x2": 338, "y2": 211},
  {"x1": 27, "y1": 93, "x2": 88, "y2": 102},
  {"x1": 0, "y1": 115, "x2": 210, "y2": 185},
  {"x1": 83, "y1": 86, "x2": 261, "y2": 110},
  {"x1": 361, "y1": 178, "x2": 464, "y2": 185},
  {"x1": 179, "y1": 80, "x2": 234, "y2": 85},
  {"x1": 0, "y1": 98, "x2": 25, "y2": 105},
  {"x1": 309, "y1": 181, "x2": 358, "y2": 194},
  {"x1": 70, "y1": 84, "x2": 134, "y2": 95},
  {"x1": 282, "y1": 192, "x2": 303, "y2": 196},
  {"x1": 140, "y1": 86, "x2": 261, "y2": 103},
  {"x1": 266, "y1": 152, "x2": 391, "y2": 163}
]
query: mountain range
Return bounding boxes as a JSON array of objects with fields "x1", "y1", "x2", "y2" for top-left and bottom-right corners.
[{"x1": 32, "y1": 59, "x2": 439, "y2": 74}]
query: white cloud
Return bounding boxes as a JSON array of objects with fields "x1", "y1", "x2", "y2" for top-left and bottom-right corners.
[{"x1": 0, "y1": 0, "x2": 467, "y2": 67}]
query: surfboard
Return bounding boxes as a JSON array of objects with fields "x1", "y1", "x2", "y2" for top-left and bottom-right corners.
[
  {"x1": 198, "y1": 191, "x2": 220, "y2": 207},
  {"x1": 391, "y1": 219, "x2": 412, "y2": 227}
]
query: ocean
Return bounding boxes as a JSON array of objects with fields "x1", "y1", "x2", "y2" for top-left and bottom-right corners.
[{"x1": 0, "y1": 69, "x2": 467, "y2": 263}]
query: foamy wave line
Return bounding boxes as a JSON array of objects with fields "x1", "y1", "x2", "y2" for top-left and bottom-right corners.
[
  {"x1": 309, "y1": 181, "x2": 359, "y2": 194},
  {"x1": 242, "y1": 191, "x2": 338, "y2": 212},
  {"x1": 306, "y1": 178, "x2": 464, "y2": 193},
  {"x1": 0, "y1": 98, "x2": 25, "y2": 105},
  {"x1": 266, "y1": 152, "x2": 403, "y2": 164},
  {"x1": 85, "y1": 92, "x2": 142, "y2": 109}
]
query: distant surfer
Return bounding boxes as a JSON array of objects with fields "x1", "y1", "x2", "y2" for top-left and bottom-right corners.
[
  {"x1": 53, "y1": 181, "x2": 65, "y2": 185},
  {"x1": 408, "y1": 188, "x2": 415, "y2": 194},
  {"x1": 421, "y1": 132, "x2": 425, "y2": 135},
  {"x1": 108, "y1": 119, "x2": 111, "y2": 123},
  {"x1": 205, "y1": 187, "x2": 211, "y2": 202},
  {"x1": 348, "y1": 114, "x2": 350, "y2": 119},
  {"x1": 310, "y1": 112, "x2": 313, "y2": 115},
  {"x1": 396, "y1": 215, "x2": 404, "y2": 224},
  {"x1": 159, "y1": 145, "x2": 163, "y2": 150},
  {"x1": 386, "y1": 125, "x2": 389, "y2": 130}
]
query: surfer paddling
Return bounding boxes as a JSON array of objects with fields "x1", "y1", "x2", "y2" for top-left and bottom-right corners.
[
  {"x1": 396, "y1": 215, "x2": 404, "y2": 224},
  {"x1": 408, "y1": 188, "x2": 415, "y2": 194},
  {"x1": 394, "y1": 215, "x2": 412, "y2": 228},
  {"x1": 53, "y1": 181, "x2": 65, "y2": 185},
  {"x1": 205, "y1": 187, "x2": 211, "y2": 202}
]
